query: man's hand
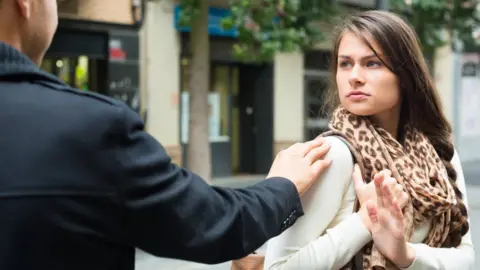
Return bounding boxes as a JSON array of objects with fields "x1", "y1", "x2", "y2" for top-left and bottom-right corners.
[{"x1": 266, "y1": 137, "x2": 331, "y2": 196}]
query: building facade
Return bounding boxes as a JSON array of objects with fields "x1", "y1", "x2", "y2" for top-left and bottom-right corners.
[
  {"x1": 42, "y1": 0, "x2": 145, "y2": 117},
  {"x1": 142, "y1": 0, "x2": 459, "y2": 179}
]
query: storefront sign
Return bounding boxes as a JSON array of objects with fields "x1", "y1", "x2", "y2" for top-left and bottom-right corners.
[
  {"x1": 174, "y1": 5, "x2": 239, "y2": 38},
  {"x1": 109, "y1": 40, "x2": 127, "y2": 61}
]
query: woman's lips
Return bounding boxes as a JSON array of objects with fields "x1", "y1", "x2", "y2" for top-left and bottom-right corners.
[{"x1": 347, "y1": 91, "x2": 369, "y2": 100}]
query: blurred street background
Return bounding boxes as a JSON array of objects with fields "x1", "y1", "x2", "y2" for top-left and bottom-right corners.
[{"x1": 52, "y1": 0, "x2": 479, "y2": 268}]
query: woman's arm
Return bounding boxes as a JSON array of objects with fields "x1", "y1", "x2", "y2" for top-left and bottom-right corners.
[
  {"x1": 401, "y1": 150, "x2": 475, "y2": 270},
  {"x1": 264, "y1": 136, "x2": 373, "y2": 270}
]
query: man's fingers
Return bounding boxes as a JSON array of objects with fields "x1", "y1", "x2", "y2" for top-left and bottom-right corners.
[
  {"x1": 311, "y1": 159, "x2": 332, "y2": 179},
  {"x1": 287, "y1": 142, "x2": 304, "y2": 154},
  {"x1": 304, "y1": 142, "x2": 330, "y2": 164},
  {"x1": 289, "y1": 138, "x2": 325, "y2": 156},
  {"x1": 352, "y1": 164, "x2": 365, "y2": 192}
]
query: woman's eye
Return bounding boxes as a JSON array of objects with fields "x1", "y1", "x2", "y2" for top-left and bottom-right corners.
[
  {"x1": 339, "y1": 61, "x2": 352, "y2": 68},
  {"x1": 367, "y1": 61, "x2": 382, "y2": 67}
]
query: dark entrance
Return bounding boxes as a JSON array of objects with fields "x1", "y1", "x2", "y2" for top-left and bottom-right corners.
[
  {"x1": 42, "y1": 29, "x2": 108, "y2": 95},
  {"x1": 42, "y1": 27, "x2": 141, "y2": 114},
  {"x1": 237, "y1": 64, "x2": 274, "y2": 175},
  {"x1": 179, "y1": 34, "x2": 274, "y2": 177},
  {"x1": 41, "y1": 56, "x2": 108, "y2": 95}
]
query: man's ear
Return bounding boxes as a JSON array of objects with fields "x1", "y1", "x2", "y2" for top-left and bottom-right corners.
[{"x1": 15, "y1": 0, "x2": 31, "y2": 19}]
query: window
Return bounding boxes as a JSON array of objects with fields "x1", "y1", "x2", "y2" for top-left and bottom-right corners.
[{"x1": 180, "y1": 57, "x2": 234, "y2": 143}]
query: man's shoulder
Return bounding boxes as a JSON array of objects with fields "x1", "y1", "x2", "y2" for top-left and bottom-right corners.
[
  {"x1": 50, "y1": 85, "x2": 139, "y2": 133},
  {"x1": 3, "y1": 79, "x2": 139, "y2": 135},
  {"x1": 36, "y1": 80, "x2": 126, "y2": 110},
  {"x1": 35, "y1": 80, "x2": 136, "y2": 122}
]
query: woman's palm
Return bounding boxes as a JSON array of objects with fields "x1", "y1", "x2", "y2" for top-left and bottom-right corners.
[
  {"x1": 366, "y1": 174, "x2": 409, "y2": 264},
  {"x1": 369, "y1": 200, "x2": 405, "y2": 260}
]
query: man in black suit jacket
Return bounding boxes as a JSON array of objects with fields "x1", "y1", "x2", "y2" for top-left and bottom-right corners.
[{"x1": 0, "y1": 1, "x2": 332, "y2": 269}]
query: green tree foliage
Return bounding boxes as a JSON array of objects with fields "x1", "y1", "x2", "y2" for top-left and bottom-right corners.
[
  {"x1": 179, "y1": 0, "x2": 479, "y2": 60},
  {"x1": 178, "y1": 0, "x2": 341, "y2": 62},
  {"x1": 390, "y1": 0, "x2": 479, "y2": 54},
  {"x1": 221, "y1": 0, "x2": 340, "y2": 61}
]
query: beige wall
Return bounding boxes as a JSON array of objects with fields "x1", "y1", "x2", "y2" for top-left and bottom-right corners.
[
  {"x1": 433, "y1": 44, "x2": 454, "y2": 124},
  {"x1": 274, "y1": 52, "x2": 305, "y2": 145},
  {"x1": 58, "y1": 0, "x2": 135, "y2": 25},
  {"x1": 140, "y1": 1, "x2": 181, "y2": 162}
]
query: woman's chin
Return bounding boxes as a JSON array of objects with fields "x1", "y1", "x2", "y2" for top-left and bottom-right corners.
[{"x1": 343, "y1": 104, "x2": 376, "y2": 117}]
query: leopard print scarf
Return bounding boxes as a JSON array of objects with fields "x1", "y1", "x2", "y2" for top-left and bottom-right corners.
[{"x1": 320, "y1": 106, "x2": 458, "y2": 270}]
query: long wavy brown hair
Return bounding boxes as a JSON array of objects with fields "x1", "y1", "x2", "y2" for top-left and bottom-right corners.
[{"x1": 324, "y1": 10, "x2": 469, "y2": 247}]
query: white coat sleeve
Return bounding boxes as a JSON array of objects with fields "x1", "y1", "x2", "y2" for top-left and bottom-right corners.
[
  {"x1": 403, "y1": 150, "x2": 475, "y2": 270},
  {"x1": 264, "y1": 136, "x2": 373, "y2": 270}
]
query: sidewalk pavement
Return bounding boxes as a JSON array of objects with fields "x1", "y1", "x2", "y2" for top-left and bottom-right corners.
[{"x1": 212, "y1": 174, "x2": 265, "y2": 188}]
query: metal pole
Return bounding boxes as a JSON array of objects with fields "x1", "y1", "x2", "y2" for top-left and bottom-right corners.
[{"x1": 376, "y1": 0, "x2": 389, "y2": 10}]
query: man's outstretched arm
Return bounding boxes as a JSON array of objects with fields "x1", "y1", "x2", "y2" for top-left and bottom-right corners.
[{"x1": 108, "y1": 104, "x2": 330, "y2": 264}]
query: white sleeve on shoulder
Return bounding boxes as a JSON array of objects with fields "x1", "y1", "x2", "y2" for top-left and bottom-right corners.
[
  {"x1": 403, "y1": 149, "x2": 475, "y2": 270},
  {"x1": 263, "y1": 136, "x2": 373, "y2": 270}
]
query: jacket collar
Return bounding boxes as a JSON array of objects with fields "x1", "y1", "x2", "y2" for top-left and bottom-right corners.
[{"x1": 0, "y1": 41, "x2": 66, "y2": 85}]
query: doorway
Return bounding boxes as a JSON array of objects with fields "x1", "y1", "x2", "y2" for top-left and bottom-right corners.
[
  {"x1": 179, "y1": 60, "x2": 274, "y2": 176},
  {"x1": 235, "y1": 64, "x2": 274, "y2": 175}
]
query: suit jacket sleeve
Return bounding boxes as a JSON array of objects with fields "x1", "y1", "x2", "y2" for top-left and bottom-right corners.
[{"x1": 108, "y1": 105, "x2": 305, "y2": 264}]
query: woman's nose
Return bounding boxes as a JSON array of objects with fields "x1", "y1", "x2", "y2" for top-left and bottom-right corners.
[{"x1": 348, "y1": 65, "x2": 366, "y2": 87}]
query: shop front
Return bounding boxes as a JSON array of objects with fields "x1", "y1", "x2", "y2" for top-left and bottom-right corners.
[
  {"x1": 41, "y1": 0, "x2": 144, "y2": 116},
  {"x1": 175, "y1": 5, "x2": 274, "y2": 177}
]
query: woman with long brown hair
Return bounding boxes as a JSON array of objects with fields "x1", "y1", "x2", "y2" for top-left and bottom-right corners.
[{"x1": 263, "y1": 10, "x2": 474, "y2": 270}]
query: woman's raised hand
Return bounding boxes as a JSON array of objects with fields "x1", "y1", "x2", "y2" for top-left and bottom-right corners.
[{"x1": 352, "y1": 165, "x2": 409, "y2": 230}]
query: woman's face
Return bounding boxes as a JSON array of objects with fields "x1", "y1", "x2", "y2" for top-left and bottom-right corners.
[{"x1": 336, "y1": 31, "x2": 401, "y2": 122}]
